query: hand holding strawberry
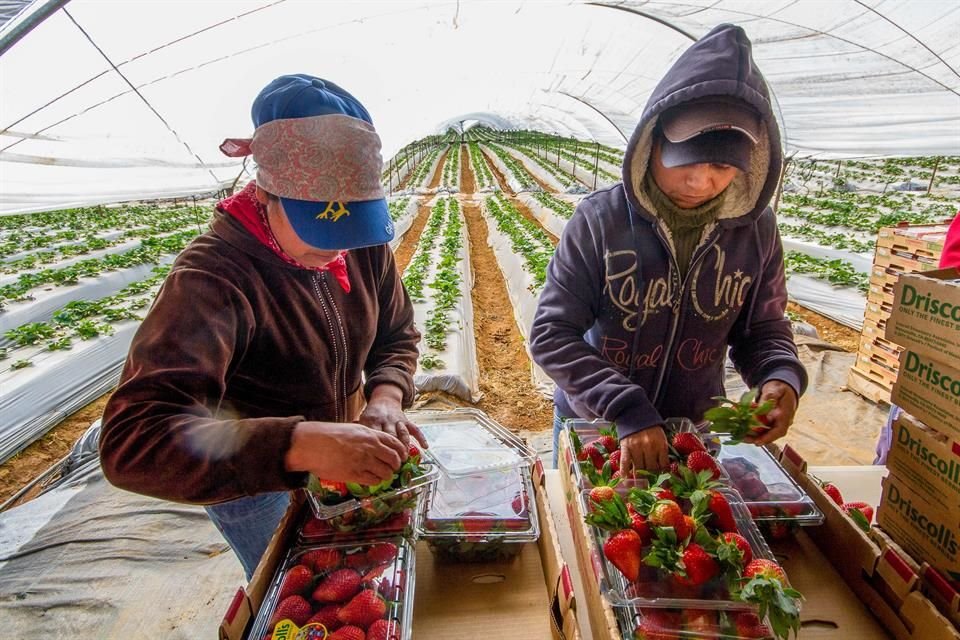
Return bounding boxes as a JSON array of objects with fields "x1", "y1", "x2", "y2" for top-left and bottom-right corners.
[
  {"x1": 619, "y1": 426, "x2": 670, "y2": 473},
  {"x1": 288, "y1": 421, "x2": 406, "y2": 486},
  {"x1": 744, "y1": 381, "x2": 798, "y2": 445},
  {"x1": 358, "y1": 383, "x2": 429, "y2": 451}
]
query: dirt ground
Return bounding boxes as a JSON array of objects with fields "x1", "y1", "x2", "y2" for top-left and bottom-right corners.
[{"x1": 0, "y1": 147, "x2": 867, "y2": 507}]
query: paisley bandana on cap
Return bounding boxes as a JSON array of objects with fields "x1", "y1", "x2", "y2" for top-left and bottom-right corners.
[{"x1": 220, "y1": 114, "x2": 384, "y2": 202}]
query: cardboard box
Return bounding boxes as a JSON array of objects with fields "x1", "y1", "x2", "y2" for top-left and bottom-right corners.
[
  {"x1": 886, "y1": 268, "x2": 960, "y2": 365},
  {"x1": 886, "y1": 411, "x2": 960, "y2": 517},
  {"x1": 878, "y1": 473, "x2": 960, "y2": 587},
  {"x1": 559, "y1": 436, "x2": 895, "y2": 639},
  {"x1": 891, "y1": 348, "x2": 960, "y2": 439},
  {"x1": 922, "y1": 564, "x2": 960, "y2": 628},
  {"x1": 220, "y1": 461, "x2": 578, "y2": 640},
  {"x1": 783, "y1": 452, "x2": 960, "y2": 639}
]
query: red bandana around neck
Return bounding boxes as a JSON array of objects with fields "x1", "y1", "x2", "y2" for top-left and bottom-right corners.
[{"x1": 216, "y1": 182, "x2": 351, "y2": 293}]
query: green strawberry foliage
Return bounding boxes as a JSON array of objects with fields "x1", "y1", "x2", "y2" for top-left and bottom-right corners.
[{"x1": 704, "y1": 389, "x2": 775, "y2": 444}]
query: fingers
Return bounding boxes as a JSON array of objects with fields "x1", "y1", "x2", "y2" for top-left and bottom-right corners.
[
  {"x1": 407, "y1": 422, "x2": 429, "y2": 448},
  {"x1": 751, "y1": 422, "x2": 788, "y2": 445}
]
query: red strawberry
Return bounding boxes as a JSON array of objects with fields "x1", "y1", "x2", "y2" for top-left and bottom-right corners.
[
  {"x1": 278, "y1": 564, "x2": 314, "y2": 600},
  {"x1": 337, "y1": 589, "x2": 387, "y2": 628},
  {"x1": 511, "y1": 492, "x2": 525, "y2": 515},
  {"x1": 344, "y1": 550, "x2": 369, "y2": 569},
  {"x1": 843, "y1": 501, "x2": 874, "y2": 531},
  {"x1": 707, "y1": 490, "x2": 738, "y2": 533},
  {"x1": 668, "y1": 462, "x2": 680, "y2": 477},
  {"x1": 675, "y1": 543, "x2": 718, "y2": 587},
  {"x1": 597, "y1": 434, "x2": 618, "y2": 454},
  {"x1": 269, "y1": 595, "x2": 313, "y2": 628},
  {"x1": 635, "y1": 608, "x2": 681, "y2": 640},
  {"x1": 683, "y1": 609, "x2": 718, "y2": 635},
  {"x1": 306, "y1": 604, "x2": 341, "y2": 631},
  {"x1": 609, "y1": 450, "x2": 622, "y2": 473},
  {"x1": 843, "y1": 501, "x2": 874, "y2": 522},
  {"x1": 363, "y1": 562, "x2": 392, "y2": 582},
  {"x1": 719, "y1": 532, "x2": 753, "y2": 567},
  {"x1": 365, "y1": 542, "x2": 399, "y2": 566},
  {"x1": 823, "y1": 482, "x2": 844, "y2": 506},
  {"x1": 629, "y1": 512, "x2": 652, "y2": 544},
  {"x1": 648, "y1": 500, "x2": 684, "y2": 531},
  {"x1": 672, "y1": 432, "x2": 706, "y2": 456},
  {"x1": 319, "y1": 480, "x2": 349, "y2": 496},
  {"x1": 583, "y1": 444, "x2": 605, "y2": 470},
  {"x1": 686, "y1": 451, "x2": 721, "y2": 480},
  {"x1": 366, "y1": 618, "x2": 400, "y2": 640},
  {"x1": 764, "y1": 521, "x2": 793, "y2": 540},
  {"x1": 680, "y1": 515, "x2": 697, "y2": 540},
  {"x1": 736, "y1": 473, "x2": 767, "y2": 499},
  {"x1": 327, "y1": 627, "x2": 366, "y2": 640},
  {"x1": 407, "y1": 444, "x2": 420, "y2": 462},
  {"x1": 743, "y1": 559, "x2": 788, "y2": 586},
  {"x1": 655, "y1": 487, "x2": 676, "y2": 502},
  {"x1": 313, "y1": 568, "x2": 362, "y2": 603},
  {"x1": 734, "y1": 611, "x2": 773, "y2": 638},
  {"x1": 301, "y1": 548, "x2": 342, "y2": 573},
  {"x1": 590, "y1": 485, "x2": 616, "y2": 504},
  {"x1": 302, "y1": 517, "x2": 334, "y2": 538},
  {"x1": 603, "y1": 529, "x2": 642, "y2": 581},
  {"x1": 750, "y1": 401, "x2": 773, "y2": 428}
]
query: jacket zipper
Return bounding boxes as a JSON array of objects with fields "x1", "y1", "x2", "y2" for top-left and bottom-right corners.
[
  {"x1": 312, "y1": 273, "x2": 348, "y2": 422},
  {"x1": 649, "y1": 225, "x2": 720, "y2": 404}
]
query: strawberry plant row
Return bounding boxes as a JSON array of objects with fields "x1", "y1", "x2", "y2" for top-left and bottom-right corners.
[
  {"x1": 0, "y1": 203, "x2": 203, "y2": 243},
  {"x1": 480, "y1": 192, "x2": 556, "y2": 396},
  {"x1": 467, "y1": 143, "x2": 496, "y2": 191},
  {"x1": 484, "y1": 144, "x2": 541, "y2": 191},
  {"x1": 784, "y1": 251, "x2": 870, "y2": 292},
  {"x1": 777, "y1": 222, "x2": 875, "y2": 255},
  {"x1": 440, "y1": 143, "x2": 461, "y2": 192},
  {"x1": 405, "y1": 146, "x2": 443, "y2": 190},
  {"x1": 502, "y1": 144, "x2": 577, "y2": 189},
  {"x1": 0, "y1": 229, "x2": 198, "y2": 309},
  {"x1": 402, "y1": 197, "x2": 479, "y2": 402}
]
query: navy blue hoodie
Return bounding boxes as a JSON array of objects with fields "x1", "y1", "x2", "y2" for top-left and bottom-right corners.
[{"x1": 529, "y1": 24, "x2": 807, "y2": 439}]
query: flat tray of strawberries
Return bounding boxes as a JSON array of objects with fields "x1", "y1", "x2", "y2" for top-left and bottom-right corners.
[{"x1": 249, "y1": 537, "x2": 415, "y2": 640}]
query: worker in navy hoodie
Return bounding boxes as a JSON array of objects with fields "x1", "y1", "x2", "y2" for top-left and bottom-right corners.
[{"x1": 530, "y1": 24, "x2": 807, "y2": 473}]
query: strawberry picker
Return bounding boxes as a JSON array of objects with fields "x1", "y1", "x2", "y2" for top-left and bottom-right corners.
[
  {"x1": 99, "y1": 75, "x2": 426, "y2": 579},
  {"x1": 529, "y1": 24, "x2": 807, "y2": 473}
]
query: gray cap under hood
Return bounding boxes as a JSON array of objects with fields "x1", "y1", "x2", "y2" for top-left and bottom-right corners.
[{"x1": 623, "y1": 24, "x2": 783, "y2": 228}]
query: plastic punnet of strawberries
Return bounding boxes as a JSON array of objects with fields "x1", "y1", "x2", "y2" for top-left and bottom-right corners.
[
  {"x1": 251, "y1": 539, "x2": 410, "y2": 640},
  {"x1": 584, "y1": 430, "x2": 802, "y2": 640},
  {"x1": 306, "y1": 445, "x2": 432, "y2": 532}
]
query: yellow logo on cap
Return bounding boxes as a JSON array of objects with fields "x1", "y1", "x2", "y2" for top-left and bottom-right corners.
[{"x1": 316, "y1": 201, "x2": 350, "y2": 222}]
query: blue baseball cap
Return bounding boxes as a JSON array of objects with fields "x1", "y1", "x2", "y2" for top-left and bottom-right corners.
[{"x1": 249, "y1": 74, "x2": 393, "y2": 250}]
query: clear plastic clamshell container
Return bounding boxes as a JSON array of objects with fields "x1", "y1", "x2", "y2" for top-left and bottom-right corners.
[
  {"x1": 417, "y1": 464, "x2": 540, "y2": 563},
  {"x1": 407, "y1": 408, "x2": 536, "y2": 477},
  {"x1": 566, "y1": 417, "x2": 717, "y2": 491},
  {"x1": 614, "y1": 603, "x2": 779, "y2": 639},
  {"x1": 299, "y1": 505, "x2": 421, "y2": 544},
  {"x1": 717, "y1": 441, "x2": 823, "y2": 527},
  {"x1": 305, "y1": 464, "x2": 440, "y2": 531},
  {"x1": 249, "y1": 536, "x2": 416, "y2": 640},
  {"x1": 584, "y1": 487, "x2": 776, "y2": 610}
]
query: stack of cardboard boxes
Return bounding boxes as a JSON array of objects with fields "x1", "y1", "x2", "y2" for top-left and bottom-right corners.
[
  {"x1": 880, "y1": 266, "x2": 960, "y2": 628},
  {"x1": 849, "y1": 223, "x2": 951, "y2": 403}
]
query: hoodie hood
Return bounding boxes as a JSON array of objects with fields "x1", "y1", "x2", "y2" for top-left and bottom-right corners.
[{"x1": 623, "y1": 24, "x2": 783, "y2": 228}]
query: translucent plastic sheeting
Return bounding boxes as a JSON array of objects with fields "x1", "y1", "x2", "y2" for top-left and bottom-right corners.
[
  {"x1": 0, "y1": 321, "x2": 136, "y2": 464},
  {"x1": 516, "y1": 192, "x2": 576, "y2": 240},
  {"x1": 388, "y1": 196, "x2": 420, "y2": 252},
  {"x1": 478, "y1": 197, "x2": 555, "y2": 398},
  {"x1": 786, "y1": 274, "x2": 867, "y2": 331},
  {"x1": 0, "y1": 457, "x2": 240, "y2": 638},
  {"x1": 3, "y1": 1, "x2": 958, "y2": 215}
]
